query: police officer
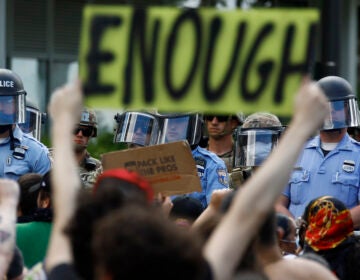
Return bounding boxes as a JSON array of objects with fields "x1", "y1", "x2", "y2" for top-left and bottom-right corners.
[
  {"x1": 276, "y1": 76, "x2": 360, "y2": 229},
  {"x1": 18, "y1": 100, "x2": 47, "y2": 141},
  {"x1": 158, "y1": 112, "x2": 230, "y2": 208},
  {"x1": 204, "y1": 113, "x2": 245, "y2": 188},
  {"x1": 113, "y1": 110, "x2": 160, "y2": 149},
  {"x1": 74, "y1": 108, "x2": 102, "y2": 189},
  {"x1": 0, "y1": 69, "x2": 51, "y2": 180}
]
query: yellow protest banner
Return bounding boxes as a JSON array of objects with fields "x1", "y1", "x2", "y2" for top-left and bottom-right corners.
[{"x1": 79, "y1": 5, "x2": 319, "y2": 117}]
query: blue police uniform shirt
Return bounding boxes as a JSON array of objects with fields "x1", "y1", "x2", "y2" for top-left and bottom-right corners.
[
  {"x1": 283, "y1": 133, "x2": 360, "y2": 218},
  {"x1": 181, "y1": 146, "x2": 229, "y2": 209},
  {"x1": 0, "y1": 125, "x2": 51, "y2": 180}
]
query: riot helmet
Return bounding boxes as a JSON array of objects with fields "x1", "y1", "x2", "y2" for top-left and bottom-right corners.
[
  {"x1": 233, "y1": 127, "x2": 283, "y2": 168},
  {"x1": 79, "y1": 107, "x2": 98, "y2": 137},
  {"x1": 19, "y1": 100, "x2": 47, "y2": 141},
  {"x1": 0, "y1": 69, "x2": 26, "y2": 125},
  {"x1": 317, "y1": 76, "x2": 360, "y2": 130},
  {"x1": 158, "y1": 112, "x2": 203, "y2": 146},
  {"x1": 233, "y1": 112, "x2": 283, "y2": 168},
  {"x1": 114, "y1": 111, "x2": 160, "y2": 147}
]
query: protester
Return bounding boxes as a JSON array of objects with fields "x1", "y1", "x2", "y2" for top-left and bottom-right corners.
[
  {"x1": 276, "y1": 213, "x2": 298, "y2": 258},
  {"x1": 41, "y1": 76, "x2": 336, "y2": 280},
  {"x1": 302, "y1": 195, "x2": 360, "y2": 279},
  {"x1": 17, "y1": 173, "x2": 42, "y2": 221},
  {"x1": 0, "y1": 178, "x2": 20, "y2": 278},
  {"x1": 16, "y1": 171, "x2": 53, "y2": 268},
  {"x1": 253, "y1": 210, "x2": 336, "y2": 280},
  {"x1": 169, "y1": 195, "x2": 204, "y2": 228}
]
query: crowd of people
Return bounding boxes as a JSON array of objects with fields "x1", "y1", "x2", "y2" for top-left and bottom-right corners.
[{"x1": 0, "y1": 66, "x2": 360, "y2": 279}]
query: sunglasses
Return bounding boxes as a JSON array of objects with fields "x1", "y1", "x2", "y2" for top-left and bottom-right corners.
[
  {"x1": 205, "y1": 115, "x2": 229, "y2": 122},
  {"x1": 73, "y1": 127, "x2": 93, "y2": 137}
]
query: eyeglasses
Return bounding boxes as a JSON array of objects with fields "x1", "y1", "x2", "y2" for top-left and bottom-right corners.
[
  {"x1": 205, "y1": 115, "x2": 229, "y2": 122},
  {"x1": 73, "y1": 127, "x2": 93, "y2": 137}
]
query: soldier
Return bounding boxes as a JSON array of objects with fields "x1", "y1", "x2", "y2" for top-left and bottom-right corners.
[
  {"x1": 204, "y1": 113, "x2": 244, "y2": 188},
  {"x1": 233, "y1": 112, "x2": 284, "y2": 180},
  {"x1": 74, "y1": 108, "x2": 102, "y2": 189}
]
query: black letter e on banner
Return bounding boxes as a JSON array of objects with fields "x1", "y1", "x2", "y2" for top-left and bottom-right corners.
[{"x1": 84, "y1": 16, "x2": 121, "y2": 96}]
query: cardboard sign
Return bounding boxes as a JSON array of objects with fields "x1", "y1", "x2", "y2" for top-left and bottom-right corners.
[
  {"x1": 101, "y1": 141, "x2": 202, "y2": 196},
  {"x1": 80, "y1": 5, "x2": 319, "y2": 117}
]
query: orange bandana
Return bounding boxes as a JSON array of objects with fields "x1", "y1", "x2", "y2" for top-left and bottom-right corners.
[{"x1": 305, "y1": 197, "x2": 354, "y2": 251}]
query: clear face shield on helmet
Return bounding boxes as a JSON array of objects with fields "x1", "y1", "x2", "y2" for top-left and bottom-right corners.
[
  {"x1": 158, "y1": 113, "x2": 202, "y2": 146},
  {"x1": 233, "y1": 128, "x2": 283, "y2": 168},
  {"x1": 18, "y1": 106, "x2": 45, "y2": 141},
  {"x1": 0, "y1": 94, "x2": 26, "y2": 125},
  {"x1": 322, "y1": 99, "x2": 360, "y2": 130},
  {"x1": 114, "y1": 111, "x2": 160, "y2": 147}
]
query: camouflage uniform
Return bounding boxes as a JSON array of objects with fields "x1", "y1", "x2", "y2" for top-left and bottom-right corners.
[
  {"x1": 49, "y1": 148, "x2": 102, "y2": 190},
  {"x1": 217, "y1": 150, "x2": 244, "y2": 189},
  {"x1": 79, "y1": 151, "x2": 103, "y2": 189}
]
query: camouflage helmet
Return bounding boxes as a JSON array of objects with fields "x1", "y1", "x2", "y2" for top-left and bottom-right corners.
[
  {"x1": 242, "y1": 112, "x2": 282, "y2": 129},
  {"x1": 80, "y1": 107, "x2": 97, "y2": 137},
  {"x1": 233, "y1": 112, "x2": 245, "y2": 126}
]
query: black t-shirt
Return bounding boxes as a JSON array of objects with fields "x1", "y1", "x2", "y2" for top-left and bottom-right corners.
[{"x1": 47, "y1": 264, "x2": 78, "y2": 280}]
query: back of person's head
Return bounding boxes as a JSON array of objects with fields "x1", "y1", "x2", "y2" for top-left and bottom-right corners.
[
  {"x1": 170, "y1": 195, "x2": 204, "y2": 227},
  {"x1": 6, "y1": 246, "x2": 24, "y2": 280},
  {"x1": 276, "y1": 213, "x2": 297, "y2": 256},
  {"x1": 17, "y1": 173, "x2": 42, "y2": 216},
  {"x1": 276, "y1": 213, "x2": 293, "y2": 239},
  {"x1": 37, "y1": 170, "x2": 52, "y2": 209},
  {"x1": 66, "y1": 168, "x2": 154, "y2": 280},
  {"x1": 257, "y1": 210, "x2": 277, "y2": 247},
  {"x1": 93, "y1": 168, "x2": 154, "y2": 202},
  {"x1": 302, "y1": 196, "x2": 359, "y2": 279},
  {"x1": 92, "y1": 204, "x2": 207, "y2": 280},
  {"x1": 302, "y1": 196, "x2": 354, "y2": 252}
]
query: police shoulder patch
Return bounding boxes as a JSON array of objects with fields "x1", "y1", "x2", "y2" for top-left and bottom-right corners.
[{"x1": 217, "y1": 168, "x2": 229, "y2": 186}]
